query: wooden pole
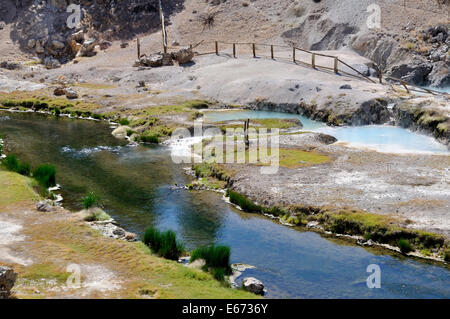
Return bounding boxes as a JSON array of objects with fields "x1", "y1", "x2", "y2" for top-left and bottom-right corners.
[
  {"x1": 270, "y1": 45, "x2": 274, "y2": 59},
  {"x1": 244, "y1": 119, "x2": 250, "y2": 150},
  {"x1": 158, "y1": 0, "x2": 167, "y2": 54},
  {"x1": 401, "y1": 81, "x2": 410, "y2": 93},
  {"x1": 311, "y1": 53, "x2": 316, "y2": 68},
  {"x1": 215, "y1": 41, "x2": 219, "y2": 55},
  {"x1": 292, "y1": 47, "x2": 296, "y2": 63},
  {"x1": 377, "y1": 66, "x2": 382, "y2": 84},
  {"x1": 233, "y1": 43, "x2": 236, "y2": 58},
  {"x1": 137, "y1": 37, "x2": 141, "y2": 59},
  {"x1": 252, "y1": 43, "x2": 256, "y2": 58},
  {"x1": 334, "y1": 57, "x2": 338, "y2": 73}
]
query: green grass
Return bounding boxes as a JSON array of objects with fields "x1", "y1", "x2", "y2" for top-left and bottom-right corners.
[
  {"x1": 83, "y1": 208, "x2": 111, "y2": 222},
  {"x1": 119, "y1": 118, "x2": 130, "y2": 126},
  {"x1": 138, "y1": 133, "x2": 160, "y2": 144},
  {"x1": 227, "y1": 189, "x2": 264, "y2": 213},
  {"x1": 444, "y1": 250, "x2": 450, "y2": 262},
  {"x1": 143, "y1": 227, "x2": 184, "y2": 261},
  {"x1": 190, "y1": 245, "x2": 232, "y2": 275},
  {"x1": 397, "y1": 239, "x2": 413, "y2": 254},
  {"x1": 2, "y1": 154, "x2": 19, "y2": 172},
  {"x1": 32, "y1": 164, "x2": 56, "y2": 188},
  {"x1": 82, "y1": 191, "x2": 99, "y2": 209},
  {"x1": 2, "y1": 154, "x2": 31, "y2": 176},
  {"x1": 0, "y1": 168, "x2": 40, "y2": 207}
]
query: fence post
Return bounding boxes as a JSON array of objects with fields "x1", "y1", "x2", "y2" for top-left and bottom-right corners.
[
  {"x1": 137, "y1": 37, "x2": 141, "y2": 59},
  {"x1": 293, "y1": 47, "x2": 296, "y2": 63},
  {"x1": 334, "y1": 57, "x2": 338, "y2": 73},
  {"x1": 252, "y1": 43, "x2": 256, "y2": 58},
  {"x1": 215, "y1": 41, "x2": 219, "y2": 55},
  {"x1": 233, "y1": 43, "x2": 236, "y2": 58},
  {"x1": 271, "y1": 45, "x2": 274, "y2": 59},
  {"x1": 311, "y1": 53, "x2": 315, "y2": 68}
]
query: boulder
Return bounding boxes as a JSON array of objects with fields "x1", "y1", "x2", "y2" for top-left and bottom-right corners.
[
  {"x1": 242, "y1": 277, "x2": 265, "y2": 295},
  {"x1": 340, "y1": 84, "x2": 352, "y2": 90},
  {"x1": 172, "y1": 47, "x2": 194, "y2": 65},
  {"x1": 54, "y1": 87, "x2": 66, "y2": 96},
  {"x1": 77, "y1": 38, "x2": 97, "y2": 57},
  {"x1": 36, "y1": 201, "x2": 54, "y2": 212},
  {"x1": 0, "y1": 267, "x2": 17, "y2": 299},
  {"x1": 138, "y1": 52, "x2": 173, "y2": 67},
  {"x1": 51, "y1": 40, "x2": 65, "y2": 50},
  {"x1": 112, "y1": 126, "x2": 131, "y2": 139},
  {"x1": 428, "y1": 61, "x2": 450, "y2": 87},
  {"x1": 44, "y1": 57, "x2": 61, "y2": 69},
  {"x1": 27, "y1": 39, "x2": 36, "y2": 49},
  {"x1": 389, "y1": 61, "x2": 433, "y2": 85},
  {"x1": 64, "y1": 88, "x2": 78, "y2": 99}
]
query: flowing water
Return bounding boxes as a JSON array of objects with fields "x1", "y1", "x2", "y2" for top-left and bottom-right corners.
[
  {"x1": 1, "y1": 111, "x2": 449, "y2": 298},
  {"x1": 203, "y1": 110, "x2": 449, "y2": 154}
]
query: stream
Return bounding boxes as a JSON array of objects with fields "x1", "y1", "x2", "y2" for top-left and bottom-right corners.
[{"x1": 1, "y1": 111, "x2": 449, "y2": 298}]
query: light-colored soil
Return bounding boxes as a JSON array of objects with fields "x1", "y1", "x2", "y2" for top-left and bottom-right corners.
[{"x1": 0, "y1": 169, "x2": 257, "y2": 299}]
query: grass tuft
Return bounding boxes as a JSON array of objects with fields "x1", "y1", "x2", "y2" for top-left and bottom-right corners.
[
  {"x1": 397, "y1": 238, "x2": 414, "y2": 254},
  {"x1": 190, "y1": 245, "x2": 232, "y2": 275},
  {"x1": 143, "y1": 227, "x2": 184, "y2": 261},
  {"x1": 82, "y1": 191, "x2": 99, "y2": 209},
  {"x1": 33, "y1": 164, "x2": 56, "y2": 188}
]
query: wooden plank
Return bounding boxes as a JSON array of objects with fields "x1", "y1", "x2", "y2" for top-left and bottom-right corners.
[{"x1": 311, "y1": 53, "x2": 316, "y2": 68}]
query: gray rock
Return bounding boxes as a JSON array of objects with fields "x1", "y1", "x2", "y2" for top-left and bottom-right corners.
[
  {"x1": 44, "y1": 57, "x2": 61, "y2": 69},
  {"x1": 36, "y1": 201, "x2": 53, "y2": 212},
  {"x1": 0, "y1": 267, "x2": 17, "y2": 299},
  {"x1": 242, "y1": 277, "x2": 265, "y2": 295},
  {"x1": 51, "y1": 40, "x2": 65, "y2": 50},
  {"x1": 172, "y1": 47, "x2": 194, "y2": 65},
  {"x1": 64, "y1": 88, "x2": 78, "y2": 99},
  {"x1": 428, "y1": 61, "x2": 450, "y2": 87},
  {"x1": 389, "y1": 61, "x2": 433, "y2": 85},
  {"x1": 27, "y1": 39, "x2": 36, "y2": 49},
  {"x1": 77, "y1": 38, "x2": 97, "y2": 57},
  {"x1": 340, "y1": 84, "x2": 352, "y2": 90},
  {"x1": 138, "y1": 52, "x2": 173, "y2": 67}
]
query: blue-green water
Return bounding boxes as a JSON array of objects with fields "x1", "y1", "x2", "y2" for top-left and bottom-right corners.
[
  {"x1": 203, "y1": 110, "x2": 449, "y2": 154},
  {"x1": 1, "y1": 111, "x2": 449, "y2": 298}
]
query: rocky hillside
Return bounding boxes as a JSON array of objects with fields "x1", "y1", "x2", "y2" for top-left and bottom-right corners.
[{"x1": 1, "y1": 0, "x2": 449, "y2": 87}]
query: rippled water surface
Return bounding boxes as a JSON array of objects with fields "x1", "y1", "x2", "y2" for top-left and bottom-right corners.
[{"x1": 1, "y1": 111, "x2": 449, "y2": 298}]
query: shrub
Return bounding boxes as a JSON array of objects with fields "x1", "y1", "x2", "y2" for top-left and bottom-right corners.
[
  {"x1": 143, "y1": 227, "x2": 184, "y2": 261},
  {"x1": 398, "y1": 239, "x2": 413, "y2": 254},
  {"x1": 33, "y1": 164, "x2": 56, "y2": 188},
  {"x1": 82, "y1": 191, "x2": 99, "y2": 209},
  {"x1": 190, "y1": 245, "x2": 232, "y2": 274},
  {"x1": 2, "y1": 154, "x2": 19, "y2": 172}
]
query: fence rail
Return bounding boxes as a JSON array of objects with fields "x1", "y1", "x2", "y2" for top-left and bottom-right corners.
[{"x1": 149, "y1": 39, "x2": 449, "y2": 98}]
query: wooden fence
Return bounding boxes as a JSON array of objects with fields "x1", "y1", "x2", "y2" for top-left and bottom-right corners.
[{"x1": 146, "y1": 39, "x2": 449, "y2": 98}]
